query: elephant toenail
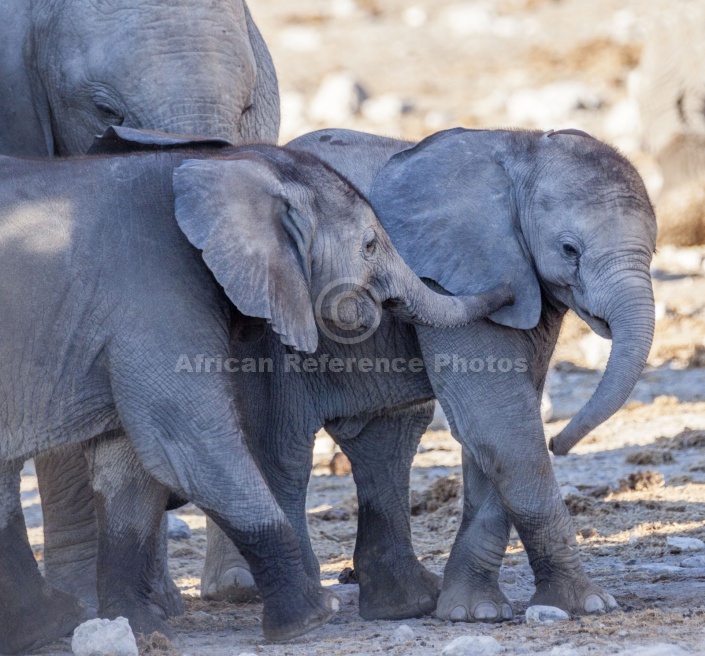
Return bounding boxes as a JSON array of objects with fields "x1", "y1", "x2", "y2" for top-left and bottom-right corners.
[
  {"x1": 474, "y1": 603, "x2": 499, "y2": 620},
  {"x1": 329, "y1": 597, "x2": 340, "y2": 612},
  {"x1": 501, "y1": 603, "x2": 513, "y2": 620},
  {"x1": 605, "y1": 594, "x2": 618, "y2": 610},
  {"x1": 584, "y1": 594, "x2": 606, "y2": 613},
  {"x1": 449, "y1": 606, "x2": 469, "y2": 621},
  {"x1": 233, "y1": 567, "x2": 255, "y2": 588},
  {"x1": 418, "y1": 594, "x2": 435, "y2": 614}
]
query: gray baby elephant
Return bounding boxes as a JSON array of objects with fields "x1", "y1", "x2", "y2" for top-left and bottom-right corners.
[
  {"x1": 202, "y1": 127, "x2": 657, "y2": 621},
  {"x1": 0, "y1": 128, "x2": 511, "y2": 654}
]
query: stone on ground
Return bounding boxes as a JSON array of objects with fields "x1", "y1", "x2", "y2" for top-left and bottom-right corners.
[
  {"x1": 617, "y1": 645, "x2": 690, "y2": 656},
  {"x1": 442, "y1": 635, "x2": 502, "y2": 656},
  {"x1": 392, "y1": 624, "x2": 414, "y2": 643},
  {"x1": 667, "y1": 536, "x2": 705, "y2": 552},
  {"x1": 680, "y1": 555, "x2": 705, "y2": 568},
  {"x1": 167, "y1": 513, "x2": 191, "y2": 540},
  {"x1": 525, "y1": 605, "x2": 570, "y2": 624},
  {"x1": 72, "y1": 617, "x2": 138, "y2": 656}
]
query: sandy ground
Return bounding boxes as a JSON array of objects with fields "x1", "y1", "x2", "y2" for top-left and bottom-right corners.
[{"x1": 20, "y1": 0, "x2": 705, "y2": 654}]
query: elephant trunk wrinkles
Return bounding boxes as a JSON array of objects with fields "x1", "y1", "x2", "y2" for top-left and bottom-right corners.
[
  {"x1": 550, "y1": 269, "x2": 655, "y2": 455},
  {"x1": 381, "y1": 262, "x2": 514, "y2": 328}
]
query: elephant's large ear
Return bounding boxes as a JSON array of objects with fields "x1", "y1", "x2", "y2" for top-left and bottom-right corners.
[
  {"x1": 370, "y1": 129, "x2": 541, "y2": 329},
  {"x1": 87, "y1": 126, "x2": 234, "y2": 155},
  {"x1": 173, "y1": 155, "x2": 318, "y2": 353}
]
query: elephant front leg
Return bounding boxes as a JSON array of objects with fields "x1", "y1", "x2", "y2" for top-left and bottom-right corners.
[
  {"x1": 35, "y1": 444, "x2": 99, "y2": 608},
  {"x1": 332, "y1": 405, "x2": 441, "y2": 620},
  {"x1": 419, "y1": 326, "x2": 617, "y2": 618},
  {"x1": 0, "y1": 459, "x2": 95, "y2": 655},
  {"x1": 84, "y1": 435, "x2": 174, "y2": 638},
  {"x1": 435, "y1": 449, "x2": 513, "y2": 622}
]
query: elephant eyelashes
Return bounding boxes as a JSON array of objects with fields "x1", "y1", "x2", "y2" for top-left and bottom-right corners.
[
  {"x1": 95, "y1": 102, "x2": 124, "y2": 126},
  {"x1": 562, "y1": 243, "x2": 580, "y2": 258}
]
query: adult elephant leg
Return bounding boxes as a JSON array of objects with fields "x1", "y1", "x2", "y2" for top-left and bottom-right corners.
[
  {"x1": 200, "y1": 424, "x2": 317, "y2": 602},
  {"x1": 0, "y1": 458, "x2": 94, "y2": 654},
  {"x1": 151, "y1": 513, "x2": 186, "y2": 617},
  {"x1": 419, "y1": 323, "x2": 617, "y2": 616},
  {"x1": 35, "y1": 444, "x2": 99, "y2": 608},
  {"x1": 110, "y1": 366, "x2": 338, "y2": 643},
  {"x1": 201, "y1": 518, "x2": 258, "y2": 602},
  {"x1": 331, "y1": 404, "x2": 441, "y2": 620},
  {"x1": 84, "y1": 435, "x2": 173, "y2": 638},
  {"x1": 435, "y1": 448, "x2": 513, "y2": 622}
]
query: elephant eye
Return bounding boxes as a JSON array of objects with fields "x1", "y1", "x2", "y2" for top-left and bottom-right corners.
[
  {"x1": 95, "y1": 101, "x2": 124, "y2": 126},
  {"x1": 364, "y1": 236, "x2": 377, "y2": 258},
  {"x1": 562, "y1": 243, "x2": 580, "y2": 258}
]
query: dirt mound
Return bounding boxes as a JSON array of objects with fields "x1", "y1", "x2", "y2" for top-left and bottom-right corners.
[{"x1": 411, "y1": 476, "x2": 461, "y2": 515}]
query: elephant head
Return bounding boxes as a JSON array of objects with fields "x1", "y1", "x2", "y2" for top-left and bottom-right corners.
[
  {"x1": 362, "y1": 128, "x2": 656, "y2": 455},
  {"x1": 23, "y1": 0, "x2": 278, "y2": 155},
  {"x1": 169, "y1": 142, "x2": 513, "y2": 354}
]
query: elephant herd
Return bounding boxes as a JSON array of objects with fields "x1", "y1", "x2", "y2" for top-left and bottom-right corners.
[{"x1": 0, "y1": 1, "x2": 660, "y2": 654}]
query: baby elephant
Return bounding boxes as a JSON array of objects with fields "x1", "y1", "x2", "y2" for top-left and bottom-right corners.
[{"x1": 0, "y1": 127, "x2": 512, "y2": 654}]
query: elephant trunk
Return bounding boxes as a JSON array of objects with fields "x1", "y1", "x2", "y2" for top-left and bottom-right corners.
[
  {"x1": 380, "y1": 259, "x2": 514, "y2": 328},
  {"x1": 549, "y1": 270, "x2": 655, "y2": 455}
]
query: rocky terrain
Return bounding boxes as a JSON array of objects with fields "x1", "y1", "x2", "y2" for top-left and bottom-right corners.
[{"x1": 21, "y1": 0, "x2": 705, "y2": 654}]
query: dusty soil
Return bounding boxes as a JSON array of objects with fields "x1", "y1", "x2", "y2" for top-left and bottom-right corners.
[{"x1": 22, "y1": 0, "x2": 705, "y2": 654}]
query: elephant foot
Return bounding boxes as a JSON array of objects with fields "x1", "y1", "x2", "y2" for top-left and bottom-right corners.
[
  {"x1": 262, "y1": 584, "x2": 340, "y2": 643},
  {"x1": 530, "y1": 576, "x2": 618, "y2": 615},
  {"x1": 357, "y1": 559, "x2": 441, "y2": 620},
  {"x1": 150, "y1": 572, "x2": 185, "y2": 618},
  {"x1": 101, "y1": 598, "x2": 173, "y2": 640},
  {"x1": 202, "y1": 565, "x2": 260, "y2": 603},
  {"x1": 1, "y1": 587, "x2": 96, "y2": 655},
  {"x1": 435, "y1": 575, "x2": 513, "y2": 623}
]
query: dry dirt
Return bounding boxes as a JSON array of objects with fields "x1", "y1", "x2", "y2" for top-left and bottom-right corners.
[{"x1": 22, "y1": 0, "x2": 705, "y2": 654}]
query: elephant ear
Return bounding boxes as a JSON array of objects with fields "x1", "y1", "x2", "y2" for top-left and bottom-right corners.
[
  {"x1": 87, "y1": 126, "x2": 234, "y2": 155},
  {"x1": 173, "y1": 154, "x2": 318, "y2": 353},
  {"x1": 370, "y1": 129, "x2": 542, "y2": 329}
]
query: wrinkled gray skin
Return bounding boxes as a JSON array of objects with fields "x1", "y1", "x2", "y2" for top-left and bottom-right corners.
[
  {"x1": 0, "y1": 0, "x2": 281, "y2": 618},
  {"x1": 0, "y1": 134, "x2": 512, "y2": 654},
  {"x1": 200, "y1": 127, "x2": 657, "y2": 622}
]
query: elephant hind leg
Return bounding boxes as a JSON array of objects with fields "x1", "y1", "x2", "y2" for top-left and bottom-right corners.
[
  {"x1": 84, "y1": 434, "x2": 174, "y2": 639},
  {"x1": 332, "y1": 403, "x2": 441, "y2": 620},
  {"x1": 0, "y1": 459, "x2": 95, "y2": 655}
]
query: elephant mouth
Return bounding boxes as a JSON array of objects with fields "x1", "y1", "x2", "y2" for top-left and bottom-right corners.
[{"x1": 575, "y1": 306, "x2": 612, "y2": 340}]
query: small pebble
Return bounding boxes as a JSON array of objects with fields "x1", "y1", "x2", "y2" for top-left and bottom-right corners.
[
  {"x1": 392, "y1": 624, "x2": 414, "y2": 643},
  {"x1": 442, "y1": 635, "x2": 502, "y2": 656},
  {"x1": 616, "y1": 644, "x2": 690, "y2": 656},
  {"x1": 525, "y1": 605, "x2": 570, "y2": 624},
  {"x1": 667, "y1": 536, "x2": 705, "y2": 553},
  {"x1": 680, "y1": 555, "x2": 705, "y2": 568}
]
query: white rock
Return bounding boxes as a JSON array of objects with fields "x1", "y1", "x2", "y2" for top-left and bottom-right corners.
[
  {"x1": 403, "y1": 6, "x2": 427, "y2": 28},
  {"x1": 579, "y1": 332, "x2": 612, "y2": 370},
  {"x1": 680, "y1": 555, "x2": 705, "y2": 568},
  {"x1": 278, "y1": 26, "x2": 322, "y2": 53},
  {"x1": 392, "y1": 624, "x2": 415, "y2": 643},
  {"x1": 167, "y1": 513, "x2": 191, "y2": 540},
  {"x1": 236, "y1": 653, "x2": 258, "y2": 656},
  {"x1": 442, "y1": 635, "x2": 502, "y2": 656},
  {"x1": 309, "y1": 72, "x2": 367, "y2": 124},
  {"x1": 525, "y1": 605, "x2": 570, "y2": 624},
  {"x1": 361, "y1": 94, "x2": 408, "y2": 124},
  {"x1": 667, "y1": 536, "x2": 705, "y2": 552},
  {"x1": 548, "y1": 645, "x2": 579, "y2": 656},
  {"x1": 541, "y1": 389, "x2": 554, "y2": 422},
  {"x1": 72, "y1": 617, "x2": 138, "y2": 656},
  {"x1": 559, "y1": 485, "x2": 581, "y2": 499},
  {"x1": 617, "y1": 645, "x2": 690, "y2": 656},
  {"x1": 507, "y1": 82, "x2": 602, "y2": 127}
]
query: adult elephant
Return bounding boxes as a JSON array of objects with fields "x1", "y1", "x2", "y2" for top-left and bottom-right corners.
[
  {"x1": 203, "y1": 127, "x2": 657, "y2": 621},
  {"x1": 0, "y1": 0, "x2": 280, "y2": 611}
]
